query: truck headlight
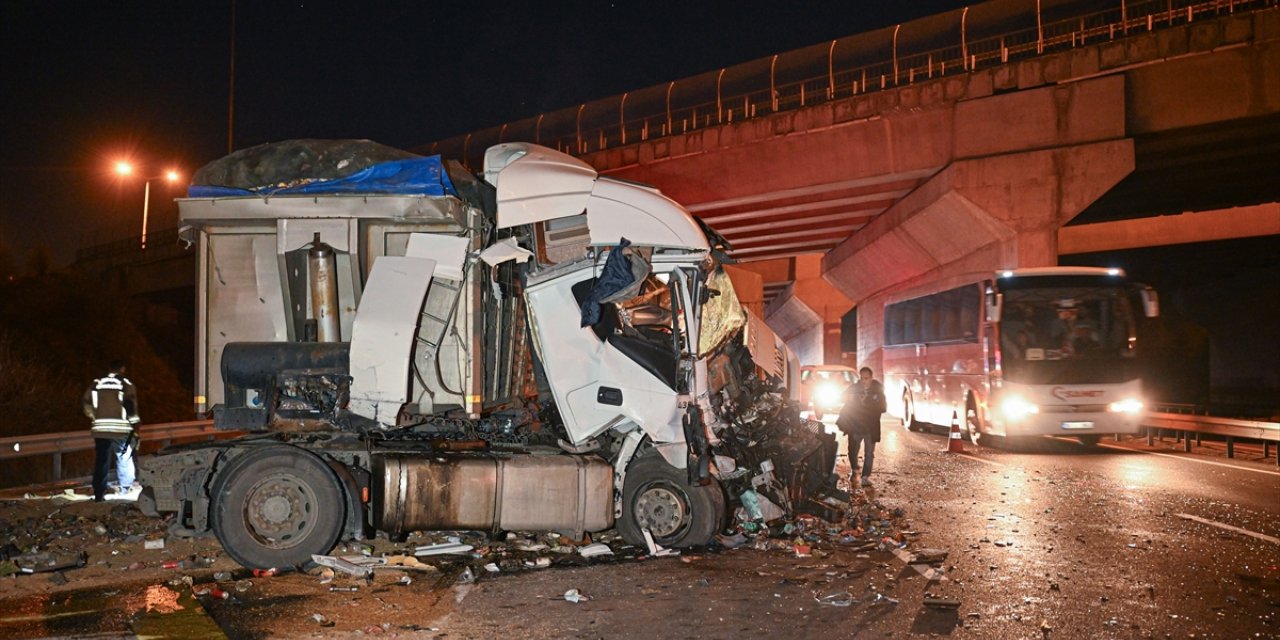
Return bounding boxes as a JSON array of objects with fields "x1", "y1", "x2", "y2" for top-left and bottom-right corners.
[
  {"x1": 1000, "y1": 396, "x2": 1039, "y2": 421},
  {"x1": 1108, "y1": 398, "x2": 1144, "y2": 414},
  {"x1": 815, "y1": 383, "x2": 841, "y2": 407}
]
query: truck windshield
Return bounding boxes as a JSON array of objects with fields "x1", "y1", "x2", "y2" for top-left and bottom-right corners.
[{"x1": 998, "y1": 280, "x2": 1137, "y2": 384}]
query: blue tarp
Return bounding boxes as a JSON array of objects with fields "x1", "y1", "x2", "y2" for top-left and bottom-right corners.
[{"x1": 187, "y1": 156, "x2": 459, "y2": 199}]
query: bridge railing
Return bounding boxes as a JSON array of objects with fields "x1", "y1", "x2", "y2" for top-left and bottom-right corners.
[
  {"x1": 427, "y1": 0, "x2": 1277, "y2": 167},
  {"x1": 0, "y1": 420, "x2": 237, "y2": 483}
]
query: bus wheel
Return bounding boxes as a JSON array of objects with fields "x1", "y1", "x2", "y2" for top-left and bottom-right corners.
[
  {"x1": 210, "y1": 446, "x2": 346, "y2": 569},
  {"x1": 902, "y1": 395, "x2": 919, "y2": 432},
  {"x1": 965, "y1": 401, "x2": 982, "y2": 446},
  {"x1": 617, "y1": 455, "x2": 724, "y2": 549}
]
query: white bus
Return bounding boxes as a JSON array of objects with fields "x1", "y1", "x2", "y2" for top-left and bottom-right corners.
[{"x1": 884, "y1": 267, "x2": 1159, "y2": 446}]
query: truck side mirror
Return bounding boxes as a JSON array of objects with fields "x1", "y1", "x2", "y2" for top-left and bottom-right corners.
[
  {"x1": 986, "y1": 291, "x2": 1002, "y2": 322},
  {"x1": 1140, "y1": 286, "x2": 1159, "y2": 318}
]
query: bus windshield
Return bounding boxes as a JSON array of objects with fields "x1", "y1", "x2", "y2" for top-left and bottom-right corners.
[{"x1": 998, "y1": 280, "x2": 1137, "y2": 384}]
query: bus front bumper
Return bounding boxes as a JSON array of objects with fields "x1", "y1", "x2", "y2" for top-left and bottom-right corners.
[{"x1": 993, "y1": 410, "x2": 1146, "y2": 438}]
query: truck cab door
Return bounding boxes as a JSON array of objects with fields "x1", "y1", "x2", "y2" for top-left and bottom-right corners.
[{"x1": 347, "y1": 255, "x2": 437, "y2": 427}]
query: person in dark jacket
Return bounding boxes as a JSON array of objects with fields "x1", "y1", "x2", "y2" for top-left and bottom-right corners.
[
  {"x1": 835, "y1": 366, "x2": 887, "y2": 488},
  {"x1": 82, "y1": 359, "x2": 140, "y2": 501}
]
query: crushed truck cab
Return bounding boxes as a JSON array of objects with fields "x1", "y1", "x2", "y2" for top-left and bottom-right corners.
[{"x1": 140, "y1": 141, "x2": 835, "y2": 569}]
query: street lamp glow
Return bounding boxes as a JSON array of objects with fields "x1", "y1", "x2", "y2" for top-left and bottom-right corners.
[{"x1": 110, "y1": 160, "x2": 183, "y2": 250}]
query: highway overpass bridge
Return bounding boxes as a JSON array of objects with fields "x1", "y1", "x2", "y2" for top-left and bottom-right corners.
[
  {"x1": 79, "y1": 0, "x2": 1280, "y2": 402},
  {"x1": 422, "y1": 0, "x2": 1280, "y2": 370}
]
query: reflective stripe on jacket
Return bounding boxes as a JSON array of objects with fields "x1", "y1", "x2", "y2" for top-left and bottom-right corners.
[{"x1": 83, "y1": 373, "x2": 139, "y2": 440}]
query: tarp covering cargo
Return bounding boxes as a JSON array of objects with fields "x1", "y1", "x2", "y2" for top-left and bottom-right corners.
[{"x1": 188, "y1": 139, "x2": 458, "y2": 198}]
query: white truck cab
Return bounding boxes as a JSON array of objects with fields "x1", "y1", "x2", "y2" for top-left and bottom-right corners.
[{"x1": 140, "y1": 141, "x2": 836, "y2": 569}]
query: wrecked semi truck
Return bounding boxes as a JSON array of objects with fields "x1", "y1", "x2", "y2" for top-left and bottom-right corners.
[{"x1": 139, "y1": 140, "x2": 835, "y2": 569}]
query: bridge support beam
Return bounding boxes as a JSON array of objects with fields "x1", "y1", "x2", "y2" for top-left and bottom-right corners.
[
  {"x1": 1059, "y1": 203, "x2": 1280, "y2": 254},
  {"x1": 823, "y1": 138, "x2": 1134, "y2": 370}
]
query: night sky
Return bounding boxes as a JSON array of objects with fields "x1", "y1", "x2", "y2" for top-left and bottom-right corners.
[{"x1": 0, "y1": 0, "x2": 970, "y2": 265}]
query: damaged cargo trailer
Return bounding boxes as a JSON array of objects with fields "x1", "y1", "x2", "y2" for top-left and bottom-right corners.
[{"x1": 139, "y1": 140, "x2": 836, "y2": 569}]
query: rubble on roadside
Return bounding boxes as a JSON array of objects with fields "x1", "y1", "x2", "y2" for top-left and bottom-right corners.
[
  {"x1": 1, "y1": 477, "x2": 942, "y2": 617},
  {"x1": 287, "y1": 479, "x2": 926, "y2": 595}
]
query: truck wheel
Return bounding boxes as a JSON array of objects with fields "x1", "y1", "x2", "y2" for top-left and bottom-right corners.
[
  {"x1": 617, "y1": 455, "x2": 724, "y2": 549},
  {"x1": 210, "y1": 446, "x2": 345, "y2": 569}
]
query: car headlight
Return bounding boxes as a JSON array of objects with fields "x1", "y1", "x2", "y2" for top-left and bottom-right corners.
[
  {"x1": 1000, "y1": 396, "x2": 1039, "y2": 421},
  {"x1": 815, "y1": 383, "x2": 841, "y2": 407},
  {"x1": 1108, "y1": 398, "x2": 1144, "y2": 414}
]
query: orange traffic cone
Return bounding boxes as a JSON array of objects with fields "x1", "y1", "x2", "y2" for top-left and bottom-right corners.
[{"x1": 946, "y1": 413, "x2": 966, "y2": 453}]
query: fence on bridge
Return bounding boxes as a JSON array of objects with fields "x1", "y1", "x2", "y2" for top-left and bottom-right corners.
[{"x1": 425, "y1": 0, "x2": 1279, "y2": 167}]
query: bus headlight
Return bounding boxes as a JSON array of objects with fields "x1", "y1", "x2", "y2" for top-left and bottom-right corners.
[
  {"x1": 1108, "y1": 398, "x2": 1144, "y2": 414},
  {"x1": 815, "y1": 383, "x2": 842, "y2": 408},
  {"x1": 1000, "y1": 396, "x2": 1040, "y2": 421}
]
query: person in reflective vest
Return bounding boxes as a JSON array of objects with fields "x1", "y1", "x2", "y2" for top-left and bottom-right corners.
[{"x1": 82, "y1": 359, "x2": 140, "y2": 501}]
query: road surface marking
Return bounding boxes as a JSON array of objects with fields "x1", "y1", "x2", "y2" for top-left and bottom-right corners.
[
  {"x1": 1098, "y1": 443, "x2": 1280, "y2": 477},
  {"x1": 1176, "y1": 513, "x2": 1280, "y2": 545},
  {"x1": 0, "y1": 609, "x2": 99, "y2": 624}
]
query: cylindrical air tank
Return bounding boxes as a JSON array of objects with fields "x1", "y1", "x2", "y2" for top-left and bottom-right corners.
[{"x1": 309, "y1": 234, "x2": 340, "y2": 342}]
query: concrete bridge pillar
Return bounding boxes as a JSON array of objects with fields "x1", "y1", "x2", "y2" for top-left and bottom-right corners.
[
  {"x1": 756, "y1": 255, "x2": 851, "y2": 366},
  {"x1": 823, "y1": 76, "x2": 1135, "y2": 371}
]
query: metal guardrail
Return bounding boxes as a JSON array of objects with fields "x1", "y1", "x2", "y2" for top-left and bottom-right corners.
[
  {"x1": 1143, "y1": 411, "x2": 1280, "y2": 466},
  {"x1": 0, "y1": 420, "x2": 234, "y2": 481},
  {"x1": 1, "y1": 410, "x2": 1274, "y2": 484}
]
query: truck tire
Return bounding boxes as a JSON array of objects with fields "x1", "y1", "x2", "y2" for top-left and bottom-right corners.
[
  {"x1": 617, "y1": 455, "x2": 724, "y2": 549},
  {"x1": 210, "y1": 446, "x2": 345, "y2": 569}
]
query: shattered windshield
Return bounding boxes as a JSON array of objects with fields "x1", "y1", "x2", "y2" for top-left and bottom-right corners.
[{"x1": 698, "y1": 267, "x2": 747, "y2": 357}]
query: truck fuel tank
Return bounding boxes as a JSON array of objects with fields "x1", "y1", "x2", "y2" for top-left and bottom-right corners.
[{"x1": 372, "y1": 452, "x2": 613, "y2": 538}]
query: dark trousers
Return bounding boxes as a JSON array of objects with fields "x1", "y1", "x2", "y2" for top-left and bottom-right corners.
[
  {"x1": 92, "y1": 438, "x2": 113, "y2": 501},
  {"x1": 847, "y1": 432, "x2": 876, "y2": 479}
]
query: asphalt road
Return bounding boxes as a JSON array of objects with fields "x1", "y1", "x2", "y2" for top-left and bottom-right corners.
[
  {"x1": 863, "y1": 422, "x2": 1280, "y2": 638},
  {"x1": 1, "y1": 419, "x2": 1276, "y2": 638}
]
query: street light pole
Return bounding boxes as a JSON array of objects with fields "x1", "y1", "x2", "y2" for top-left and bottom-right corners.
[
  {"x1": 112, "y1": 161, "x2": 180, "y2": 251},
  {"x1": 141, "y1": 179, "x2": 151, "y2": 250}
]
